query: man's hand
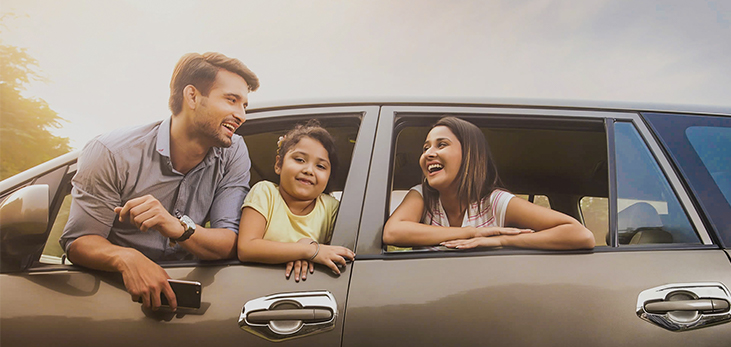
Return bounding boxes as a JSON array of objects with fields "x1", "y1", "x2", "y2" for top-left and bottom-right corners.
[
  {"x1": 118, "y1": 250, "x2": 177, "y2": 311},
  {"x1": 114, "y1": 195, "x2": 183, "y2": 238}
]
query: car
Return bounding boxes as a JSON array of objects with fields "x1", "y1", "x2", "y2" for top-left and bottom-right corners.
[{"x1": 1, "y1": 100, "x2": 730, "y2": 346}]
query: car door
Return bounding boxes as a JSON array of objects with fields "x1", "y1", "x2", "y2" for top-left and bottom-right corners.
[
  {"x1": 342, "y1": 105, "x2": 731, "y2": 346},
  {"x1": 0, "y1": 105, "x2": 379, "y2": 347}
]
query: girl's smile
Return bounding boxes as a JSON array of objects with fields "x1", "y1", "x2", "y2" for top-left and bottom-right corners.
[{"x1": 276, "y1": 136, "x2": 332, "y2": 207}]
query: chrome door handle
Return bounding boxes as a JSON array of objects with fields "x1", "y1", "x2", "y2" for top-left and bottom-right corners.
[
  {"x1": 637, "y1": 282, "x2": 731, "y2": 331},
  {"x1": 239, "y1": 290, "x2": 337, "y2": 342},
  {"x1": 644, "y1": 299, "x2": 729, "y2": 314},
  {"x1": 246, "y1": 308, "x2": 333, "y2": 323}
]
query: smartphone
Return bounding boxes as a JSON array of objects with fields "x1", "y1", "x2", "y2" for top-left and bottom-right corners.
[{"x1": 137, "y1": 279, "x2": 202, "y2": 309}]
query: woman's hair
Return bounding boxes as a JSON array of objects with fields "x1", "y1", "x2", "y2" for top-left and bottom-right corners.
[
  {"x1": 276, "y1": 119, "x2": 338, "y2": 193},
  {"x1": 422, "y1": 116, "x2": 503, "y2": 219}
]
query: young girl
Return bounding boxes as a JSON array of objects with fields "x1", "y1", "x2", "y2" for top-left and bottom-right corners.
[
  {"x1": 383, "y1": 116, "x2": 595, "y2": 250},
  {"x1": 237, "y1": 120, "x2": 355, "y2": 281}
]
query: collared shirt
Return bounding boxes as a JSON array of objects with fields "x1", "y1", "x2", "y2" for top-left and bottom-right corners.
[{"x1": 59, "y1": 117, "x2": 251, "y2": 261}]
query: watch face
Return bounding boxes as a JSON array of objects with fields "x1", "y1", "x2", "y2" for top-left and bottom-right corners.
[{"x1": 180, "y1": 215, "x2": 195, "y2": 231}]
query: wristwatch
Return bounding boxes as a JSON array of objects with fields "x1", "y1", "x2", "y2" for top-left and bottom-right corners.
[{"x1": 171, "y1": 214, "x2": 196, "y2": 244}]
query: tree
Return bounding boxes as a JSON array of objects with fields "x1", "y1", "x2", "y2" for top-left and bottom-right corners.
[{"x1": 0, "y1": 23, "x2": 70, "y2": 180}]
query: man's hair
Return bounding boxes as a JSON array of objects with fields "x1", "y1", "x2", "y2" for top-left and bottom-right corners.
[
  {"x1": 422, "y1": 116, "x2": 503, "y2": 220},
  {"x1": 169, "y1": 52, "x2": 260, "y2": 115},
  {"x1": 276, "y1": 119, "x2": 339, "y2": 194}
]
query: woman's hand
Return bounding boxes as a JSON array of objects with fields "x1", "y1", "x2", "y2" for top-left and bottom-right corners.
[
  {"x1": 285, "y1": 259, "x2": 314, "y2": 282},
  {"x1": 441, "y1": 236, "x2": 505, "y2": 249},
  {"x1": 473, "y1": 227, "x2": 533, "y2": 238}
]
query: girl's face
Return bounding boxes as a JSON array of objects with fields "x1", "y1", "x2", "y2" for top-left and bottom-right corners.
[
  {"x1": 275, "y1": 136, "x2": 331, "y2": 202},
  {"x1": 420, "y1": 126, "x2": 463, "y2": 193}
]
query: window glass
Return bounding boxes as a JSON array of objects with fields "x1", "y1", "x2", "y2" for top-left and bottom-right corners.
[
  {"x1": 579, "y1": 196, "x2": 608, "y2": 246},
  {"x1": 41, "y1": 194, "x2": 72, "y2": 264},
  {"x1": 614, "y1": 122, "x2": 699, "y2": 245},
  {"x1": 686, "y1": 126, "x2": 731, "y2": 205}
]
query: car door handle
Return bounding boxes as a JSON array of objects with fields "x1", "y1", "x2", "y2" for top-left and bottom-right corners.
[
  {"x1": 637, "y1": 282, "x2": 731, "y2": 332},
  {"x1": 247, "y1": 308, "x2": 333, "y2": 324},
  {"x1": 239, "y1": 290, "x2": 337, "y2": 342},
  {"x1": 645, "y1": 299, "x2": 730, "y2": 314}
]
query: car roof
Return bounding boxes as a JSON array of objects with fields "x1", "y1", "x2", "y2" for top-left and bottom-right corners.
[{"x1": 246, "y1": 97, "x2": 731, "y2": 117}]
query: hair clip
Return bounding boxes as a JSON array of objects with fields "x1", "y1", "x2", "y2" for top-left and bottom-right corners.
[{"x1": 276, "y1": 135, "x2": 286, "y2": 155}]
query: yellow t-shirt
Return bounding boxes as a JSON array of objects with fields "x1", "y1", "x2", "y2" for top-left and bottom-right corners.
[{"x1": 241, "y1": 180, "x2": 339, "y2": 244}]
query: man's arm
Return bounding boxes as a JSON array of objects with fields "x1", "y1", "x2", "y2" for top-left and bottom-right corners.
[
  {"x1": 59, "y1": 138, "x2": 177, "y2": 311},
  {"x1": 67, "y1": 235, "x2": 178, "y2": 311},
  {"x1": 114, "y1": 195, "x2": 237, "y2": 260}
]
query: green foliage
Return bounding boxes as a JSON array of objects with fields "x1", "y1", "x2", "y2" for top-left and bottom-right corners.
[{"x1": 0, "y1": 38, "x2": 71, "y2": 180}]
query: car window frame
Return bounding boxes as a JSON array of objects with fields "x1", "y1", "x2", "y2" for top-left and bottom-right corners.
[{"x1": 356, "y1": 105, "x2": 714, "y2": 260}]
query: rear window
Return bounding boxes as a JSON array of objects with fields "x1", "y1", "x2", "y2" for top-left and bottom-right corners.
[
  {"x1": 642, "y1": 112, "x2": 731, "y2": 247},
  {"x1": 686, "y1": 126, "x2": 731, "y2": 205}
]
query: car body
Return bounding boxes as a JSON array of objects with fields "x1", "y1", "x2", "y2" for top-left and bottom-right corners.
[{"x1": 1, "y1": 100, "x2": 730, "y2": 346}]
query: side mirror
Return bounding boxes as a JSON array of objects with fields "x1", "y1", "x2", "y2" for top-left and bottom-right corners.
[{"x1": 0, "y1": 184, "x2": 49, "y2": 273}]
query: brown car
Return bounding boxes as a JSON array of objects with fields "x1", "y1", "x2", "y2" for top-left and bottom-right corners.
[{"x1": 2, "y1": 101, "x2": 730, "y2": 346}]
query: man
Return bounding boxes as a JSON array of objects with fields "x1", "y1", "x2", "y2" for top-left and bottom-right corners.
[{"x1": 59, "y1": 52, "x2": 259, "y2": 311}]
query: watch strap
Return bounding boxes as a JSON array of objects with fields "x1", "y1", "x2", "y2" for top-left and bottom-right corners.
[{"x1": 172, "y1": 214, "x2": 196, "y2": 243}]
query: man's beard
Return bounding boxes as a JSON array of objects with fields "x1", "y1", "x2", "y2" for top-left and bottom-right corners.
[{"x1": 193, "y1": 101, "x2": 233, "y2": 148}]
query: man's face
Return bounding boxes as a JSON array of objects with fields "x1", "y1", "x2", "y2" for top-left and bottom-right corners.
[{"x1": 192, "y1": 69, "x2": 249, "y2": 148}]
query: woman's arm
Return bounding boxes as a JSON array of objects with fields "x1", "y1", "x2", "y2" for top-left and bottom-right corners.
[
  {"x1": 383, "y1": 190, "x2": 528, "y2": 246},
  {"x1": 383, "y1": 190, "x2": 473, "y2": 246},
  {"x1": 442, "y1": 197, "x2": 595, "y2": 250}
]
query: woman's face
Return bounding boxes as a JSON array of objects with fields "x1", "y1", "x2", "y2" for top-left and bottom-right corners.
[{"x1": 420, "y1": 126, "x2": 463, "y2": 193}]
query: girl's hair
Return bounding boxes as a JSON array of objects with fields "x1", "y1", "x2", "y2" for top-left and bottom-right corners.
[
  {"x1": 276, "y1": 119, "x2": 339, "y2": 193},
  {"x1": 422, "y1": 116, "x2": 503, "y2": 220}
]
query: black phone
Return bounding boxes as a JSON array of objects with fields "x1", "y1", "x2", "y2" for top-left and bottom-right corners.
[{"x1": 137, "y1": 279, "x2": 202, "y2": 309}]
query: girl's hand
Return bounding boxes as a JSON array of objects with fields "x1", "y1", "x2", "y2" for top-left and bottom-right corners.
[
  {"x1": 474, "y1": 227, "x2": 533, "y2": 238},
  {"x1": 313, "y1": 245, "x2": 355, "y2": 275},
  {"x1": 285, "y1": 260, "x2": 314, "y2": 282},
  {"x1": 441, "y1": 236, "x2": 504, "y2": 249}
]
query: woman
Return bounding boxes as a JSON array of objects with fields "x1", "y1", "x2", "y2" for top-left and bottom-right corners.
[{"x1": 383, "y1": 116, "x2": 595, "y2": 250}]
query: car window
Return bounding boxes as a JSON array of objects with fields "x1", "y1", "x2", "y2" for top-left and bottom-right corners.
[
  {"x1": 579, "y1": 196, "x2": 608, "y2": 246},
  {"x1": 614, "y1": 122, "x2": 700, "y2": 245},
  {"x1": 686, "y1": 126, "x2": 731, "y2": 205},
  {"x1": 41, "y1": 193, "x2": 72, "y2": 264},
  {"x1": 386, "y1": 116, "x2": 608, "y2": 251},
  {"x1": 642, "y1": 112, "x2": 731, "y2": 247},
  {"x1": 37, "y1": 115, "x2": 362, "y2": 266}
]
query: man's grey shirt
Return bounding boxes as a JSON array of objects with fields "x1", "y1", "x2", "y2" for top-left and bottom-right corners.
[{"x1": 59, "y1": 117, "x2": 251, "y2": 261}]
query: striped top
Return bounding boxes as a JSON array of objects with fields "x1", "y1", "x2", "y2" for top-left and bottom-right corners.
[{"x1": 410, "y1": 185, "x2": 514, "y2": 249}]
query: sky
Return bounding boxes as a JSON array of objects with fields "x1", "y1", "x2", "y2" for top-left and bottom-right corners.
[{"x1": 1, "y1": 0, "x2": 730, "y2": 149}]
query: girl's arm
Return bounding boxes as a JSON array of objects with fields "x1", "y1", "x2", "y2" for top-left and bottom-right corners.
[
  {"x1": 383, "y1": 190, "x2": 527, "y2": 246},
  {"x1": 237, "y1": 207, "x2": 318, "y2": 263},
  {"x1": 443, "y1": 197, "x2": 595, "y2": 250},
  {"x1": 237, "y1": 207, "x2": 354, "y2": 275}
]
